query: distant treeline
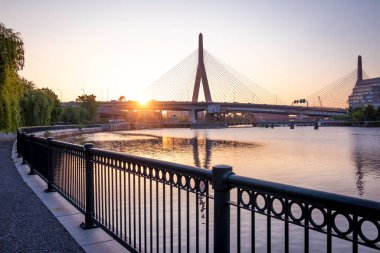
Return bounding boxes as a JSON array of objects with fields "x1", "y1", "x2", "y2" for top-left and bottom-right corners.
[{"x1": 333, "y1": 105, "x2": 380, "y2": 122}]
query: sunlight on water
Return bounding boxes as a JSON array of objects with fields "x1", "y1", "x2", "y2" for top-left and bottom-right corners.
[{"x1": 72, "y1": 127, "x2": 380, "y2": 201}]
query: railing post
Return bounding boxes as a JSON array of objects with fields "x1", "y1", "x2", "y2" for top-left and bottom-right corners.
[
  {"x1": 81, "y1": 143, "x2": 98, "y2": 229},
  {"x1": 17, "y1": 131, "x2": 21, "y2": 158},
  {"x1": 28, "y1": 134, "x2": 36, "y2": 175},
  {"x1": 21, "y1": 132, "x2": 27, "y2": 164},
  {"x1": 212, "y1": 165, "x2": 234, "y2": 253},
  {"x1": 44, "y1": 137, "x2": 55, "y2": 192}
]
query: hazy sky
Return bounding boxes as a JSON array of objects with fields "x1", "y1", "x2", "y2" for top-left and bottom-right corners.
[{"x1": 1, "y1": 0, "x2": 379, "y2": 102}]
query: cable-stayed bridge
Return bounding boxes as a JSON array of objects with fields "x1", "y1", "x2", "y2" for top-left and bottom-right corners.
[{"x1": 98, "y1": 34, "x2": 357, "y2": 122}]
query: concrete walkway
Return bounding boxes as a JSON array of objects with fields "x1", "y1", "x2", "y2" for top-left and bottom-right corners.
[
  {"x1": 0, "y1": 135, "x2": 130, "y2": 253},
  {"x1": 0, "y1": 136, "x2": 83, "y2": 252}
]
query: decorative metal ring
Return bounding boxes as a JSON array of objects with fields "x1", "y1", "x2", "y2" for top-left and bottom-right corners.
[
  {"x1": 269, "y1": 197, "x2": 285, "y2": 217},
  {"x1": 238, "y1": 190, "x2": 252, "y2": 208},
  {"x1": 308, "y1": 207, "x2": 327, "y2": 229},
  {"x1": 253, "y1": 193, "x2": 267, "y2": 212},
  {"x1": 331, "y1": 212, "x2": 353, "y2": 236},
  {"x1": 189, "y1": 178, "x2": 197, "y2": 191},
  {"x1": 133, "y1": 164, "x2": 140, "y2": 174},
  {"x1": 197, "y1": 180, "x2": 207, "y2": 193},
  {"x1": 172, "y1": 174, "x2": 179, "y2": 185},
  {"x1": 358, "y1": 219, "x2": 380, "y2": 244},
  {"x1": 180, "y1": 175, "x2": 188, "y2": 188},
  {"x1": 288, "y1": 201, "x2": 305, "y2": 222},
  {"x1": 165, "y1": 171, "x2": 171, "y2": 183},
  {"x1": 141, "y1": 166, "x2": 146, "y2": 176}
]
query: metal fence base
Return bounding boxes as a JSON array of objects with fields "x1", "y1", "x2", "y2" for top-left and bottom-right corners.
[{"x1": 80, "y1": 222, "x2": 98, "y2": 230}]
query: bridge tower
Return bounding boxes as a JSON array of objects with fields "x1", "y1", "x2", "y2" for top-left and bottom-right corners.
[
  {"x1": 192, "y1": 33, "x2": 212, "y2": 102},
  {"x1": 357, "y1": 55, "x2": 363, "y2": 81}
]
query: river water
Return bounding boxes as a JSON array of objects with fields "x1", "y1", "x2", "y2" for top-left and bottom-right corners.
[
  {"x1": 76, "y1": 126, "x2": 380, "y2": 201},
  {"x1": 65, "y1": 126, "x2": 380, "y2": 252}
]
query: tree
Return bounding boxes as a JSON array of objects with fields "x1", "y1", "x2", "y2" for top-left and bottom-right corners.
[
  {"x1": 20, "y1": 88, "x2": 57, "y2": 126},
  {"x1": 362, "y1": 105, "x2": 376, "y2": 121},
  {"x1": 349, "y1": 105, "x2": 378, "y2": 121},
  {"x1": 19, "y1": 85, "x2": 61, "y2": 126},
  {"x1": 76, "y1": 94, "x2": 98, "y2": 123},
  {"x1": 40, "y1": 88, "x2": 62, "y2": 123},
  {"x1": 61, "y1": 106, "x2": 81, "y2": 124},
  {"x1": 0, "y1": 22, "x2": 25, "y2": 131},
  {"x1": 118, "y1": 95, "x2": 126, "y2": 101}
]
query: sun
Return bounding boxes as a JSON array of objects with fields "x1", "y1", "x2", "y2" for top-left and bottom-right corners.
[{"x1": 137, "y1": 96, "x2": 151, "y2": 105}]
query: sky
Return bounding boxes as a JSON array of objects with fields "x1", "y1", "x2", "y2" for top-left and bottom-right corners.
[{"x1": 1, "y1": 0, "x2": 380, "y2": 103}]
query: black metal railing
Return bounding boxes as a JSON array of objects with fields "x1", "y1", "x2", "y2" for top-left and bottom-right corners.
[
  {"x1": 17, "y1": 128, "x2": 380, "y2": 253},
  {"x1": 20, "y1": 124, "x2": 102, "y2": 134}
]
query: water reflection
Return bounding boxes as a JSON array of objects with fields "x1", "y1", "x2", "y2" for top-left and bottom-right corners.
[
  {"x1": 190, "y1": 133, "x2": 213, "y2": 169},
  {"x1": 351, "y1": 132, "x2": 380, "y2": 196},
  {"x1": 62, "y1": 128, "x2": 380, "y2": 202},
  {"x1": 90, "y1": 132, "x2": 258, "y2": 170}
]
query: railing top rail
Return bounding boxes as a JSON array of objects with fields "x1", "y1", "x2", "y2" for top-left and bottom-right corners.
[
  {"x1": 51, "y1": 139, "x2": 86, "y2": 152},
  {"x1": 228, "y1": 174, "x2": 380, "y2": 217},
  {"x1": 18, "y1": 125, "x2": 102, "y2": 134},
  {"x1": 91, "y1": 148, "x2": 212, "y2": 180}
]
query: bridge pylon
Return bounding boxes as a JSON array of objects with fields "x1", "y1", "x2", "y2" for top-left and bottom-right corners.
[{"x1": 192, "y1": 33, "x2": 212, "y2": 102}]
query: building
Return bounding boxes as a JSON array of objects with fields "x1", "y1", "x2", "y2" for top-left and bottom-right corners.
[{"x1": 348, "y1": 56, "x2": 380, "y2": 109}]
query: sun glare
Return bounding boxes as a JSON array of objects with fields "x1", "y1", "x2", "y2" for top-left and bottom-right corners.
[{"x1": 137, "y1": 96, "x2": 150, "y2": 105}]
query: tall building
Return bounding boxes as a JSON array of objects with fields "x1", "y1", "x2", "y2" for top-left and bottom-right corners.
[{"x1": 348, "y1": 56, "x2": 380, "y2": 109}]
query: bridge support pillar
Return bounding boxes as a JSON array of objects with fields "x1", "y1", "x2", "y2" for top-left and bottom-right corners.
[{"x1": 190, "y1": 109, "x2": 197, "y2": 124}]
